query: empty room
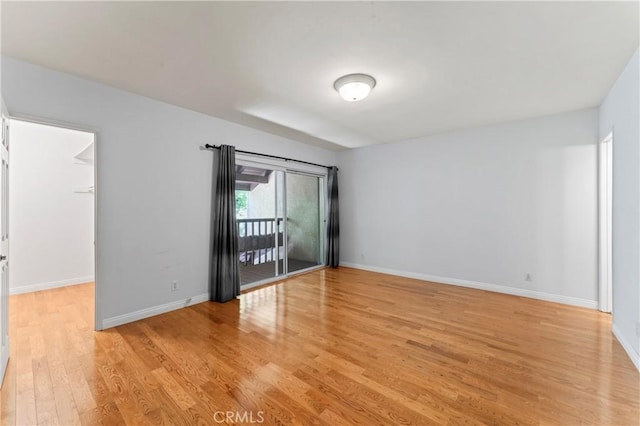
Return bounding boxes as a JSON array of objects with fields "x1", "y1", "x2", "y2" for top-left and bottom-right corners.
[{"x1": 0, "y1": 1, "x2": 639, "y2": 425}]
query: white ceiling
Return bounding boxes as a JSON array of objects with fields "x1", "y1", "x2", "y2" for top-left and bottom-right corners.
[{"x1": 2, "y1": 1, "x2": 638, "y2": 151}]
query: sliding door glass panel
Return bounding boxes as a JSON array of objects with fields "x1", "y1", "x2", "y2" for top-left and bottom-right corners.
[
  {"x1": 236, "y1": 165, "x2": 284, "y2": 286},
  {"x1": 286, "y1": 172, "x2": 323, "y2": 273}
]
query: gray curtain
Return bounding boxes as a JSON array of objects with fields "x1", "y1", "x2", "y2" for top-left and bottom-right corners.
[
  {"x1": 326, "y1": 166, "x2": 340, "y2": 268},
  {"x1": 210, "y1": 145, "x2": 240, "y2": 302}
]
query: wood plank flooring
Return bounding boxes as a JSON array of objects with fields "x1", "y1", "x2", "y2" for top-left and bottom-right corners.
[{"x1": 1, "y1": 267, "x2": 638, "y2": 425}]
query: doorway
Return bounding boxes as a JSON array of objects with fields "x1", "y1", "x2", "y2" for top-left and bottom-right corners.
[
  {"x1": 8, "y1": 119, "x2": 96, "y2": 317},
  {"x1": 598, "y1": 132, "x2": 613, "y2": 313},
  {"x1": 235, "y1": 159, "x2": 325, "y2": 288}
]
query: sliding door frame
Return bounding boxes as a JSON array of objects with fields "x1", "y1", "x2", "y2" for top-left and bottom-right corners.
[
  {"x1": 235, "y1": 154, "x2": 327, "y2": 290},
  {"x1": 284, "y1": 169, "x2": 326, "y2": 276}
]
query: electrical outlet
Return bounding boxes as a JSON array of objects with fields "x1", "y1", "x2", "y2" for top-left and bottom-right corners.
[
  {"x1": 171, "y1": 280, "x2": 178, "y2": 292},
  {"x1": 525, "y1": 272, "x2": 533, "y2": 282}
]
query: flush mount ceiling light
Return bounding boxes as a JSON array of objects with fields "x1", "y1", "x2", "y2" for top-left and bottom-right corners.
[{"x1": 334, "y1": 73, "x2": 376, "y2": 102}]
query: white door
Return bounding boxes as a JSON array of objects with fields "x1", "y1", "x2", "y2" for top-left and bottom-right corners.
[{"x1": 0, "y1": 102, "x2": 9, "y2": 386}]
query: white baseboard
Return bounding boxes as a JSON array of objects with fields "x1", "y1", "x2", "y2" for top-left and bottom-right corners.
[
  {"x1": 612, "y1": 323, "x2": 640, "y2": 372},
  {"x1": 101, "y1": 293, "x2": 210, "y2": 330},
  {"x1": 340, "y1": 262, "x2": 597, "y2": 309},
  {"x1": 10, "y1": 276, "x2": 95, "y2": 295}
]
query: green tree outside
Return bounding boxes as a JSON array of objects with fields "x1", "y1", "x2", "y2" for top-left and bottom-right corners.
[{"x1": 235, "y1": 190, "x2": 248, "y2": 219}]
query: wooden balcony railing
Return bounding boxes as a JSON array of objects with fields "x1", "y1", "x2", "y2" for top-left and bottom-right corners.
[{"x1": 237, "y1": 218, "x2": 284, "y2": 266}]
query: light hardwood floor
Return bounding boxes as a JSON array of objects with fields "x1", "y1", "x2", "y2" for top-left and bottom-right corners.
[{"x1": 0, "y1": 267, "x2": 638, "y2": 425}]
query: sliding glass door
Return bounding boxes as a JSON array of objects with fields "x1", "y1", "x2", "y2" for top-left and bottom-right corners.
[
  {"x1": 286, "y1": 172, "x2": 323, "y2": 273},
  {"x1": 235, "y1": 165, "x2": 284, "y2": 285},
  {"x1": 235, "y1": 161, "x2": 324, "y2": 287}
]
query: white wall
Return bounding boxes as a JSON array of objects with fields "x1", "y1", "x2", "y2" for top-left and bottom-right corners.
[
  {"x1": 339, "y1": 108, "x2": 599, "y2": 307},
  {"x1": 599, "y1": 48, "x2": 640, "y2": 371},
  {"x1": 9, "y1": 120, "x2": 94, "y2": 293},
  {"x1": 1, "y1": 57, "x2": 336, "y2": 329}
]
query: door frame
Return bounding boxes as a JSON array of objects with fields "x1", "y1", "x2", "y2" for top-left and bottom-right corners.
[
  {"x1": 0, "y1": 107, "x2": 10, "y2": 387},
  {"x1": 598, "y1": 131, "x2": 613, "y2": 313},
  {"x1": 235, "y1": 154, "x2": 328, "y2": 290},
  {"x1": 7, "y1": 114, "x2": 101, "y2": 329}
]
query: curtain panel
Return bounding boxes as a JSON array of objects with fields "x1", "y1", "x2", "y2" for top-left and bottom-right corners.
[
  {"x1": 210, "y1": 145, "x2": 240, "y2": 302},
  {"x1": 327, "y1": 166, "x2": 340, "y2": 268}
]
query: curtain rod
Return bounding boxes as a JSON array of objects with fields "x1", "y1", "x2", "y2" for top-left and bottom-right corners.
[{"x1": 204, "y1": 144, "x2": 335, "y2": 170}]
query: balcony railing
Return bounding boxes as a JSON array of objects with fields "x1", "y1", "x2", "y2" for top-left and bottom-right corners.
[{"x1": 237, "y1": 218, "x2": 284, "y2": 266}]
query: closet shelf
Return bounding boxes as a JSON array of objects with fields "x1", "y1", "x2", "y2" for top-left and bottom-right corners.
[{"x1": 74, "y1": 141, "x2": 94, "y2": 165}]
